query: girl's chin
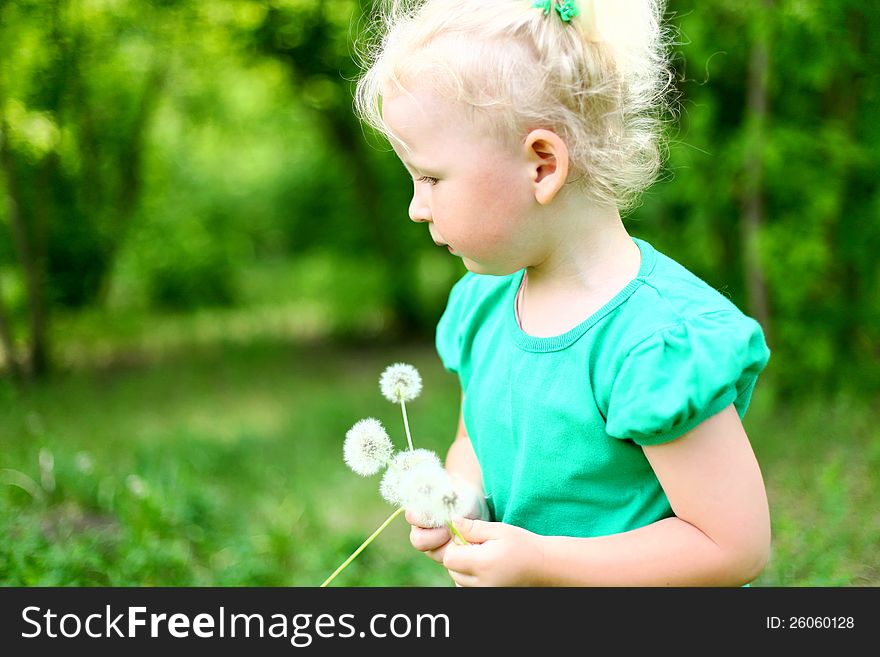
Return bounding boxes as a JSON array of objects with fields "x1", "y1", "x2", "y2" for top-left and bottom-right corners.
[
  {"x1": 461, "y1": 259, "x2": 497, "y2": 276},
  {"x1": 463, "y1": 259, "x2": 523, "y2": 277}
]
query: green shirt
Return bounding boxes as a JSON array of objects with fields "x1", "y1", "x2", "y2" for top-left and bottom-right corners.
[{"x1": 435, "y1": 237, "x2": 771, "y2": 538}]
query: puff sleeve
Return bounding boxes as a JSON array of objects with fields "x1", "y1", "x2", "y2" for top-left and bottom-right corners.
[{"x1": 605, "y1": 311, "x2": 771, "y2": 446}]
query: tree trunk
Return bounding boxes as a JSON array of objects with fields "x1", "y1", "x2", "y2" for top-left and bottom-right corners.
[
  {"x1": 0, "y1": 272, "x2": 24, "y2": 380},
  {"x1": 740, "y1": 1, "x2": 773, "y2": 345},
  {"x1": 824, "y1": 8, "x2": 866, "y2": 365},
  {"x1": 28, "y1": 154, "x2": 53, "y2": 377},
  {"x1": 0, "y1": 91, "x2": 25, "y2": 379},
  {"x1": 0, "y1": 118, "x2": 46, "y2": 379}
]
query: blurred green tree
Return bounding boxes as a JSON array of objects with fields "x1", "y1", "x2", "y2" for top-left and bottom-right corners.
[
  {"x1": 638, "y1": 0, "x2": 880, "y2": 394},
  {"x1": 247, "y1": 0, "x2": 426, "y2": 334},
  {"x1": 0, "y1": 0, "x2": 171, "y2": 377},
  {"x1": 0, "y1": 0, "x2": 877, "y2": 397}
]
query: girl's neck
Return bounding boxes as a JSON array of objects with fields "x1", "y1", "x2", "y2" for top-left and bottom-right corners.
[{"x1": 516, "y1": 203, "x2": 642, "y2": 337}]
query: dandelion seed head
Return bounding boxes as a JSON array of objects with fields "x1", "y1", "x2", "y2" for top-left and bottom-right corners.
[
  {"x1": 390, "y1": 448, "x2": 443, "y2": 474},
  {"x1": 399, "y1": 460, "x2": 463, "y2": 528},
  {"x1": 379, "y1": 468, "x2": 403, "y2": 506},
  {"x1": 343, "y1": 418, "x2": 394, "y2": 476},
  {"x1": 379, "y1": 448, "x2": 442, "y2": 506},
  {"x1": 379, "y1": 363, "x2": 423, "y2": 403}
]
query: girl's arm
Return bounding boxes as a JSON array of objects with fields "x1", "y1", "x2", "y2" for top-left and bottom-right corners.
[
  {"x1": 407, "y1": 392, "x2": 485, "y2": 565},
  {"x1": 444, "y1": 393, "x2": 485, "y2": 496},
  {"x1": 443, "y1": 404, "x2": 771, "y2": 586}
]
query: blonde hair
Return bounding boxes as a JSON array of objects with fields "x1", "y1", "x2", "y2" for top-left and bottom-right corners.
[{"x1": 355, "y1": 0, "x2": 672, "y2": 212}]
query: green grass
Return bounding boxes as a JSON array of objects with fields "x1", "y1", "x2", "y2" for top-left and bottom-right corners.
[
  {"x1": 1, "y1": 337, "x2": 877, "y2": 586},
  {"x1": 0, "y1": 339, "x2": 458, "y2": 586},
  {"x1": 746, "y1": 388, "x2": 880, "y2": 585}
]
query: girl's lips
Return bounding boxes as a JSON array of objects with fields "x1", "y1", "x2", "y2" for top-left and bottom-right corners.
[{"x1": 432, "y1": 238, "x2": 455, "y2": 254}]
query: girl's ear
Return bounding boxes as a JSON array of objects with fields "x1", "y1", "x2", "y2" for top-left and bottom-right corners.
[{"x1": 523, "y1": 129, "x2": 570, "y2": 205}]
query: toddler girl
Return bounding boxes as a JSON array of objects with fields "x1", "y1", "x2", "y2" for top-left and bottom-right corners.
[{"x1": 355, "y1": 0, "x2": 772, "y2": 586}]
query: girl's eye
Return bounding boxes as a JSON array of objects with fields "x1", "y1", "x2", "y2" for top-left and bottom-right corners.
[{"x1": 417, "y1": 175, "x2": 439, "y2": 186}]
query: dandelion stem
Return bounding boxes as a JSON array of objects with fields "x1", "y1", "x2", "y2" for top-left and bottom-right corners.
[
  {"x1": 448, "y1": 520, "x2": 471, "y2": 546},
  {"x1": 400, "y1": 400, "x2": 414, "y2": 451},
  {"x1": 320, "y1": 507, "x2": 405, "y2": 587}
]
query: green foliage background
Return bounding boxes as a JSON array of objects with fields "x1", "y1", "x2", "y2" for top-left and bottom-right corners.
[{"x1": 0, "y1": 0, "x2": 878, "y2": 586}]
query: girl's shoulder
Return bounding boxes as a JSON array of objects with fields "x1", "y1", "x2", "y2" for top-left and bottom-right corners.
[
  {"x1": 597, "y1": 242, "x2": 771, "y2": 444},
  {"x1": 621, "y1": 239, "x2": 759, "y2": 346}
]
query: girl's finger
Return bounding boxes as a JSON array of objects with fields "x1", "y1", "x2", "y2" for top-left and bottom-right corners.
[
  {"x1": 405, "y1": 509, "x2": 439, "y2": 528},
  {"x1": 425, "y1": 544, "x2": 448, "y2": 564},
  {"x1": 409, "y1": 525, "x2": 450, "y2": 552},
  {"x1": 441, "y1": 542, "x2": 476, "y2": 574},
  {"x1": 446, "y1": 568, "x2": 478, "y2": 587}
]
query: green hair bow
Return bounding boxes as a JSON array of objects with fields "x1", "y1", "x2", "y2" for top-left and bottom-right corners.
[{"x1": 533, "y1": 0, "x2": 580, "y2": 23}]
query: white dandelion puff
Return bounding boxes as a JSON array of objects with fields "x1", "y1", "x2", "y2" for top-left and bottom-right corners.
[
  {"x1": 322, "y1": 364, "x2": 472, "y2": 586},
  {"x1": 379, "y1": 363, "x2": 422, "y2": 404},
  {"x1": 399, "y1": 460, "x2": 464, "y2": 529},
  {"x1": 343, "y1": 418, "x2": 394, "y2": 477},
  {"x1": 379, "y1": 448, "x2": 443, "y2": 507},
  {"x1": 380, "y1": 363, "x2": 422, "y2": 450}
]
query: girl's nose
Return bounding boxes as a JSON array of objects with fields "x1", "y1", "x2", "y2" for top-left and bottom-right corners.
[{"x1": 408, "y1": 191, "x2": 431, "y2": 223}]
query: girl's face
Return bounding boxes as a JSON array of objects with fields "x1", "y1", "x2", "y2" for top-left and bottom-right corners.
[{"x1": 382, "y1": 86, "x2": 543, "y2": 276}]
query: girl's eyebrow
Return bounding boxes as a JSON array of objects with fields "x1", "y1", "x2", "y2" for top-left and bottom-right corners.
[
  {"x1": 390, "y1": 138, "x2": 436, "y2": 173},
  {"x1": 401, "y1": 157, "x2": 435, "y2": 175}
]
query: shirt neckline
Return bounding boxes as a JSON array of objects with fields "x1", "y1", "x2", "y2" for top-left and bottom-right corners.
[{"x1": 507, "y1": 236, "x2": 656, "y2": 352}]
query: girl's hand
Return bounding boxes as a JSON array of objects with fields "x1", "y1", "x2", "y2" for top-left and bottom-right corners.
[
  {"x1": 406, "y1": 510, "x2": 452, "y2": 564},
  {"x1": 405, "y1": 475, "x2": 489, "y2": 565},
  {"x1": 442, "y1": 517, "x2": 545, "y2": 587}
]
